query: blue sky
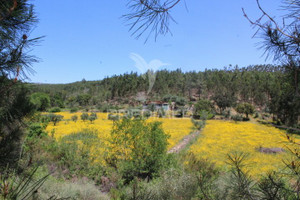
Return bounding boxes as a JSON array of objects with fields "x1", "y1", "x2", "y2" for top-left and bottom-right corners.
[{"x1": 28, "y1": 0, "x2": 282, "y2": 83}]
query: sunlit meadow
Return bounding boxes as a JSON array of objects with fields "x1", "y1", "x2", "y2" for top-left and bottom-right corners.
[
  {"x1": 45, "y1": 112, "x2": 193, "y2": 164},
  {"x1": 189, "y1": 120, "x2": 296, "y2": 177}
]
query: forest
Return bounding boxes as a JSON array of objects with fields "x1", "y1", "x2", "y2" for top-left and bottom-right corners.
[{"x1": 29, "y1": 64, "x2": 299, "y2": 126}]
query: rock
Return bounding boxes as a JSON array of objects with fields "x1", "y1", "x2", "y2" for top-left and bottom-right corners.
[{"x1": 257, "y1": 147, "x2": 285, "y2": 154}]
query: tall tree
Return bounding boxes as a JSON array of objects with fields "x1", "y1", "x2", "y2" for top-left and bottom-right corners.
[
  {"x1": 243, "y1": 0, "x2": 300, "y2": 125},
  {"x1": 0, "y1": 0, "x2": 40, "y2": 167}
]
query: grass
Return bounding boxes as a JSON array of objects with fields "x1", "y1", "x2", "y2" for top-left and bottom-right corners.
[{"x1": 38, "y1": 176, "x2": 109, "y2": 199}]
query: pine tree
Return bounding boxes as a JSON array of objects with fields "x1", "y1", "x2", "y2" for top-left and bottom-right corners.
[
  {"x1": 243, "y1": 0, "x2": 300, "y2": 125},
  {"x1": 0, "y1": 0, "x2": 40, "y2": 167}
]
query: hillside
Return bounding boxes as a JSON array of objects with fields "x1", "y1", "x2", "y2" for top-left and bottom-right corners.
[{"x1": 28, "y1": 64, "x2": 284, "y2": 110}]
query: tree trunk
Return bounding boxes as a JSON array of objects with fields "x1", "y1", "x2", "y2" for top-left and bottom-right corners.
[{"x1": 295, "y1": 68, "x2": 299, "y2": 96}]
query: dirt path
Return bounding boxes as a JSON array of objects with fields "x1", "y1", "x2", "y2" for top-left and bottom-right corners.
[{"x1": 168, "y1": 131, "x2": 200, "y2": 154}]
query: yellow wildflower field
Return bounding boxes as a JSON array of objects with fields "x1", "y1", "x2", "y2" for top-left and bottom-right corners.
[
  {"x1": 46, "y1": 112, "x2": 112, "y2": 140},
  {"x1": 45, "y1": 112, "x2": 193, "y2": 162},
  {"x1": 148, "y1": 117, "x2": 193, "y2": 148},
  {"x1": 189, "y1": 120, "x2": 296, "y2": 177}
]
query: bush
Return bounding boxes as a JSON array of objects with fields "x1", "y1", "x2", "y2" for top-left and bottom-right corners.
[
  {"x1": 27, "y1": 123, "x2": 47, "y2": 138},
  {"x1": 49, "y1": 107, "x2": 61, "y2": 113},
  {"x1": 243, "y1": 117, "x2": 250, "y2": 121},
  {"x1": 182, "y1": 153, "x2": 219, "y2": 199},
  {"x1": 231, "y1": 114, "x2": 243, "y2": 122},
  {"x1": 89, "y1": 113, "x2": 97, "y2": 123},
  {"x1": 221, "y1": 109, "x2": 231, "y2": 119},
  {"x1": 108, "y1": 114, "x2": 120, "y2": 121},
  {"x1": 143, "y1": 110, "x2": 151, "y2": 119},
  {"x1": 119, "y1": 169, "x2": 198, "y2": 200},
  {"x1": 80, "y1": 113, "x2": 89, "y2": 121},
  {"x1": 191, "y1": 119, "x2": 206, "y2": 130},
  {"x1": 193, "y1": 99, "x2": 215, "y2": 119},
  {"x1": 158, "y1": 108, "x2": 165, "y2": 118},
  {"x1": 175, "y1": 108, "x2": 186, "y2": 118},
  {"x1": 90, "y1": 112, "x2": 98, "y2": 119},
  {"x1": 89, "y1": 115, "x2": 97, "y2": 123},
  {"x1": 42, "y1": 114, "x2": 64, "y2": 126},
  {"x1": 195, "y1": 99, "x2": 215, "y2": 113},
  {"x1": 30, "y1": 92, "x2": 50, "y2": 111},
  {"x1": 123, "y1": 109, "x2": 142, "y2": 119},
  {"x1": 199, "y1": 110, "x2": 214, "y2": 120},
  {"x1": 70, "y1": 107, "x2": 78, "y2": 113},
  {"x1": 212, "y1": 92, "x2": 236, "y2": 113},
  {"x1": 47, "y1": 130, "x2": 104, "y2": 180},
  {"x1": 71, "y1": 115, "x2": 78, "y2": 122},
  {"x1": 223, "y1": 152, "x2": 296, "y2": 199},
  {"x1": 236, "y1": 103, "x2": 255, "y2": 118},
  {"x1": 98, "y1": 103, "x2": 110, "y2": 113},
  {"x1": 162, "y1": 95, "x2": 186, "y2": 106},
  {"x1": 147, "y1": 104, "x2": 156, "y2": 112},
  {"x1": 132, "y1": 110, "x2": 142, "y2": 119},
  {"x1": 106, "y1": 118, "x2": 169, "y2": 184}
]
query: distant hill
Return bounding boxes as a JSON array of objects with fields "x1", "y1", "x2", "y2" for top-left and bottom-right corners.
[{"x1": 28, "y1": 65, "x2": 284, "y2": 110}]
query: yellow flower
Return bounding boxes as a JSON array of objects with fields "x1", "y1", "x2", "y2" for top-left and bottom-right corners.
[
  {"x1": 46, "y1": 112, "x2": 193, "y2": 164},
  {"x1": 189, "y1": 120, "x2": 297, "y2": 177}
]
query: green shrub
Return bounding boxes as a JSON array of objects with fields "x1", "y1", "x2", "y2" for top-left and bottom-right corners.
[
  {"x1": 231, "y1": 114, "x2": 243, "y2": 122},
  {"x1": 108, "y1": 114, "x2": 120, "y2": 121},
  {"x1": 71, "y1": 115, "x2": 78, "y2": 122},
  {"x1": 98, "y1": 103, "x2": 110, "y2": 113},
  {"x1": 80, "y1": 113, "x2": 89, "y2": 121},
  {"x1": 243, "y1": 117, "x2": 250, "y2": 121},
  {"x1": 123, "y1": 109, "x2": 141, "y2": 119},
  {"x1": 162, "y1": 95, "x2": 186, "y2": 106},
  {"x1": 191, "y1": 119, "x2": 206, "y2": 130},
  {"x1": 195, "y1": 99, "x2": 215, "y2": 112},
  {"x1": 225, "y1": 152, "x2": 255, "y2": 200},
  {"x1": 27, "y1": 123, "x2": 47, "y2": 138},
  {"x1": 132, "y1": 110, "x2": 142, "y2": 119},
  {"x1": 49, "y1": 107, "x2": 61, "y2": 113},
  {"x1": 182, "y1": 153, "x2": 219, "y2": 199},
  {"x1": 90, "y1": 112, "x2": 98, "y2": 119},
  {"x1": 70, "y1": 107, "x2": 78, "y2": 113},
  {"x1": 253, "y1": 112, "x2": 259, "y2": 118},
  {"x1": 30, "y1": 92, "x2": 50, "y2": 111},
  {"x1": 147, "y1": 104, "x2": 156, "y2": 112},
  {"x1": 42, "y1": 114, "x2": 64, "y2": 126},
  {"x1": 221, "y1": 109, "x2": 231, "y2": 119},
  {"x1": 143, "y1": 110, "x2": 151, "y2": 119},
  {"x1": 175, "y1": 108, "x2": 186, "y2": 118},
  {"x1": 47, "y1": 130, "x2": 104, "y2": 179},
  {"x1": 236, "y1": 103, "x2": 255, "y2": 118},
  {"x1": 119, "y1": 169, "x2": 198, "y2": 200},
  {"x1": 158, "y1": 108, "x2": 165, "y2": 118},
  {"x1": 89, "y1": 115, "x2": 97, "y2": 123},
  {"x1": 123, "y1": 110, "x2": 133, "y2": 119},
  {"x1": 223, "y1": 152, "x2": 296, "y2": 199},
  {"x1": 107, "y1": 118, "x2": 170, "y2": 184}
]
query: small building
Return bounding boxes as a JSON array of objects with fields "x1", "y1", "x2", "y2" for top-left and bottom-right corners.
[{"x1": 143, "y1": 101, "x2": 170, "y2": 111}]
